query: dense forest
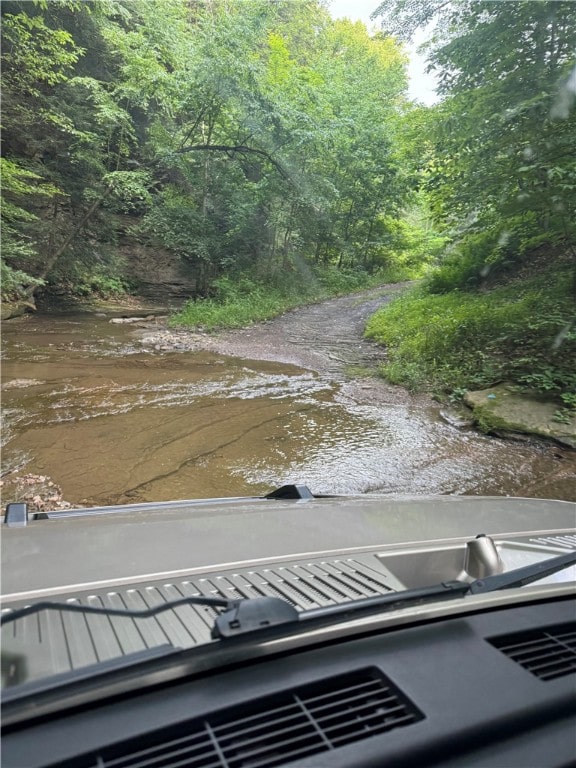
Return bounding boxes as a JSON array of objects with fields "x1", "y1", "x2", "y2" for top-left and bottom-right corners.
[
  {"x1": 2, "y1": 0, "x2": 422, "y2": 299},
  {"x1": 1, "y1": 0, "x2": 575, "y2": 406}
]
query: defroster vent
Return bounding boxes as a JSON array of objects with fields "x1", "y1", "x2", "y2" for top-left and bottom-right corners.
[
  {"x1": 488, "y1": 622, "x2": 576, "y2": 681},
  {"x1": 60, "y1": 668, "x2": 423, "y2": 768}
]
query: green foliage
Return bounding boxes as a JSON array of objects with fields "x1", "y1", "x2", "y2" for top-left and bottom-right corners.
[
  {"x1": 424, "y1": 213, "x2": 570, "y2": 295},
  {"x1": 448, "y1": 387, "x2": 468, "y2": 404},
  {"x1": 45, "y1": 247, "x2": 131, "y2": 299},
  {"x1": 552, "y1": 391, "x2": 576, "y2": 424},
  {"x1": 362, "y1": 0, "x2": 576, "y2": 406},
  {"x1": 171, "y1": 276, "x2": 306, "y2": 330},
  {"x1": 79, "y1": 272, "x2": 130, "y2": 298},
  {"x1": 0, "y1": 158, "x2": 58, "y2": 298},
  {"x1": 142, "y1": 189, "x2": 218, "y2": 265},
  {"x1": 1, "y1": 4, "x2": 81, "y2": 93},
  {"x1": 1, "y1": 158, "x2": 59, "y2": 203},
  {"x1": 171, "y1": 266, "x2": 387, "y2": 330},
  {"x1": 365, "y1": 270, "x2": 576, "y2": 398},
  {"x1": 374, "y1": 192, "x2": 447, "y2": 279},
  {"x1": 431, "y1": 4, "x2": 573, "y2": 260},
  {"x1": 102, "y1": 171, "x2": 153, "y2": 214},
  {"x1": 561, "y1": 392, "x2": 576, "y2": 409},
  {"x1": 1, "y1": 262, "x2": 45, "y2": 300},
  {"x1": 425, "y1": 230, "x2": 502, "y2": 294},
  {"x1": 373, "y1": 0, "x2": 576, "y2": 318},
  {"x1": 553, "y1": 409, "x2": 573, "y2": 425},
  {"x1": 314, "y1": 266, "x2": 379, "y2": 295},
  {"x1": 1, "y1": 0, "x2": 420, "y2": 303}
]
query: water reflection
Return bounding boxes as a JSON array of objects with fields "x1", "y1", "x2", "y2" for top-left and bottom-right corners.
[
  {"x1": 229, "y1": 402, "x2": 555, "y2": 497},
  {"x1": 1, "y1": 314, "x2": 574, "y2": 506}
]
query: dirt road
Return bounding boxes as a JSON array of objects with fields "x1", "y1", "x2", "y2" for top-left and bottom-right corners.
[
  {"x1": 202, "y1": 285, "x2": 401, "y2": 374},
  {"x1": 139, "y1": 283, "x2": 424, "y2": 408}
]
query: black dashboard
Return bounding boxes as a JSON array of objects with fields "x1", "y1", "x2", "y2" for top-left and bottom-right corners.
[{"x1": 2, "y1": 596, "x2": 575, "y2": 768}]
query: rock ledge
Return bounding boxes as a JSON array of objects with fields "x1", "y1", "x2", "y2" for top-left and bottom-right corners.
[{"x1": 464, "y1": 383, "x2": 575, "y2": 449}]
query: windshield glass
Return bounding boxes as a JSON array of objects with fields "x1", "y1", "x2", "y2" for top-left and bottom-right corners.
[{"x1": 1, "y1": 0, "x2": 575, "y2": 698}]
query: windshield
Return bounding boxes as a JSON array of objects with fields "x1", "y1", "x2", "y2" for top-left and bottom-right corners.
[{"x1": 1, "y1": 0, "x2": 575, "y2": 701}]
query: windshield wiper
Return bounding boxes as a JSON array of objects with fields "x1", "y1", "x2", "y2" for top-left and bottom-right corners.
[
  {"x1": 0, "y1": 594, "x2": 233, "y2": 626},
  {"x1": 213, "y1": 549, "x2": 576, "y2": 637},
  {"x1": 1, "y1": 549, "x2": 574, "y2": 721},
  {"x1": 2, "y1": 550, "x2": 574, "y2": 640}
]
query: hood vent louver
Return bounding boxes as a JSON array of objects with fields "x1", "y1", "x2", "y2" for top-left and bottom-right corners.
[
  {"x1": 528, "y1": 534, "x2": 576, "y2": 550},
  {"x1": 3, "y1": 555, "x2": 397, "y2": 687},
  {"x1": 64, "y1": 668, "x2": 423, "y2": 768},
  {"x1": 488, "y1": 622, "x2": 576, "y2": 681}
]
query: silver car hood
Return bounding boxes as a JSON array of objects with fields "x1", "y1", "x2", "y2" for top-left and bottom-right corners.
[
  {"x1": 2, "y1": 493, "x2": 575, "y2": 689},
  {"x1": 2, "y1": 493, "x2": 575, "y2": 597}
]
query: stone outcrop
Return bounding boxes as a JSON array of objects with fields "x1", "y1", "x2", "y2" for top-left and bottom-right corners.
[
  {"x1": 115, "y1": 215, "x2": 198, "y2": 301},
  {"x1": 464, "y1": 383, "x2": 576, "y2": 449},
  {"x1": 1, "y1": 299, "x2": 36, "y2": 320}
]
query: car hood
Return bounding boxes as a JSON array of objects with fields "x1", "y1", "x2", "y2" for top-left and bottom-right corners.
[{"x1": 2, "y1": 494, "x2": 575, "y2": 597}]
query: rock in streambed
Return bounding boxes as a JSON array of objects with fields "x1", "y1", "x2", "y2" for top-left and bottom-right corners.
[{"x1": 464, "y1": 383, "x2": 576, "y2": 449}]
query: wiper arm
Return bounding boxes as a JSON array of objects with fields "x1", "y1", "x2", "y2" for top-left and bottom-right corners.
[
  {"x1": 213, "y1": 581, "x2": 472, "y2": 637},
  {"x1": 214, "y1": 549, "x2": 576, "y2": 638},
  {"x1": 0, "y1": 594, "x2": 233, "y2": 626},
  {"x1": 301, "y1": 549, "x2": 576, "y2": 625},
  {"x1": 469, "y1": 549, "x2": 576, "y2": 593},
  {"x1": 0, "y1": 593, "x2": 300, "y2": 645},
  {"x1": 3, "y1": 551, "x2": 574, "y2": 639}
]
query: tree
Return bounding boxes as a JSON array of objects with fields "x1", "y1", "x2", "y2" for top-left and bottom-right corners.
[
  {"x1": 1, "y1": 0, "x2": 82, "y2": 296},
  {"x1": 1, "y1": 0, "x2": 415, "y2": 301},
  {"x1": 367, "y1": 0, "x2": 576, "y2": 398},
  {"x1": 372, "y1": 1, "x2": 576, "y2": 278}
]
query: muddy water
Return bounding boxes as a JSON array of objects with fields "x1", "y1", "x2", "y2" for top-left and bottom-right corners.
[{"x1": 2, "y1": 312, "x2": 574, "y2": 506}]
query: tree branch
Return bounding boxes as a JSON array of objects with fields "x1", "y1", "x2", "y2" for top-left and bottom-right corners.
[
  {"x1": 27, "y1": 184, "x2": 115, "y2": 297},
  {"x1": 174, "y1": 144, "x2": 289, "y2": 179}
]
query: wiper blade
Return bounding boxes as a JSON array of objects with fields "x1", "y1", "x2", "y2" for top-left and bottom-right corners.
[
  {"x1": 214, "y1": 549, "x2": 576, "y2": 637},
  {"x1": 0, "y1": 594, "x2": 233, "y2": 626},
  {"x1": 0, "y1": 593, "x2": 300, "y2": 643},
  {"x1": 2, "y1": 551, "x2": 574, "y2": 640}
]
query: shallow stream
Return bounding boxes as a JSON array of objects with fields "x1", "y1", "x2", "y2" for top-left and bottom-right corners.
[{"x1": 2, "y1": 312, "x2": 574, "y2": 507}]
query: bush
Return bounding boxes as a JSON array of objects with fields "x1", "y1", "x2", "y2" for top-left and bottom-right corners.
[
  {"x1": 365, "y1": 268, "x2": 576, "y2": 399},
  {"x1": 425, "y1": 213, "x2": 547, "y2": 294},
  {"x1": 171, "y1": 266, "x2": 392, "y2": 330},
  {"x1": 87, "y1": 273, "x2": 130, "y2": 297}
]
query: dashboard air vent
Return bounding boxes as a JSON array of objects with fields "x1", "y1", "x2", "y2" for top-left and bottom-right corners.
[
  {"x1": 69, "y1": 668, "x2": 423, "y2": 768},
  {"x1": 488, "y1": 622, "x2": 576, "y2": 681}
]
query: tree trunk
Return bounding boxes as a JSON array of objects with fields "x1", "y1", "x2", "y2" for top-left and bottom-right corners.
[{"x1": 27, "y1": 184, "x2": 114, "y2": 298}]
